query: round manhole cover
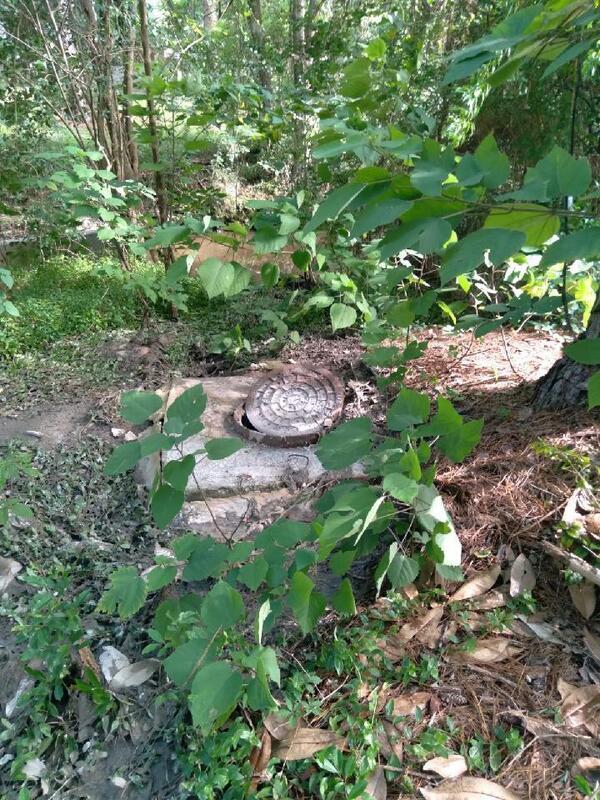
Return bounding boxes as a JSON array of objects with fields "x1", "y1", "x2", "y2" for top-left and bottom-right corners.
[{"x1": 234, "y1": 365, "x2": 344, "y2": 446}]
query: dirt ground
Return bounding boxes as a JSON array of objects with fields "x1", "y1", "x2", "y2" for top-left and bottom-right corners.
[{"x1": 1, "y1": 324, "x2": 599, "y2": 799}]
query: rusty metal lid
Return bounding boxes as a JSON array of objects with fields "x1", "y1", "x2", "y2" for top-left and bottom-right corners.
[{"x1": 234, "y1": 365, "x2": 344, "y2": 446}]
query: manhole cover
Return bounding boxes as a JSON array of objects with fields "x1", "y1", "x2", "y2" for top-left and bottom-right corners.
[{"x1": 233, "y1": 365, "x2": 344, "y2": 446}]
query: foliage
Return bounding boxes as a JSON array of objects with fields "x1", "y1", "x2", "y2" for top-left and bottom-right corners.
[
  {"x1": 533, "y1": 439, "x2": 599, "y2": 569},
  {"x1": 0, "y1": 266, "x2": 19, "y2": 317},
  {"x1": 0, "y1": 452, "x2": 36, "y2": 528},
  {"x1": 97, "y1": 376, "x2": 483, "y2": 736},
  {"x1": 0, "y1": 571, "x2": 110, "y2": 784},
  {"x1": 445, "y1": 1, "x2": 599, "y2": 85},
  {"x1": 0, "y1": 254, "x2": 147, "y2": 357},
  {"x1": 1, "y1": 0, "x2": 599, "y2": 793}
]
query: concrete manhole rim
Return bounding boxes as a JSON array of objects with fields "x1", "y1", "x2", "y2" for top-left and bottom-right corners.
[{"x1": 233, "y1": 364, "x2": 345, "y2": 448}]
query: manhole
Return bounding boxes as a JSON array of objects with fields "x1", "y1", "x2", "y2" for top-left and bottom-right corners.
[{"x1": 233, "y1": 365, "x2": 344, "y2": 447}]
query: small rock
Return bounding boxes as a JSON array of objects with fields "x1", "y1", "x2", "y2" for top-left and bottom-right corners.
[
  {"x1": 22, "y1": 757, "x2": 46, "y2": 779},
  {"x1": 98, "y1": 646, "x2": 130, "y2": 684},
  {"x1": 516, "y1": 407, "x2": 532, "y2": 421},
  {"x1": 112, "y1": 776, "x2": 128, "y2": 789},
  {"x1": 24, "y1": 430, "x2": 42, "y2": 439},
  {"x1": 124, "y1": 431, "x2": 137, "y2": 442},
  {"x1": 111, "y1": 427, "x2": 125, "y2": 438},
  {"x1": 0, "y1": 556, "x2": 23, "y2": 592},
  {"x1": 5, "y1": 676, "x2": 34, "y2": 718},
  {"x1": 109, "y1": 659, "x2": 160, "y2": 691}
]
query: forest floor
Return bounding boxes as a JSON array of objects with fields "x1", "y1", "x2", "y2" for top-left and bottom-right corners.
[{"x1": 0, "y1": 254, "x2": 599, "y2": 800}]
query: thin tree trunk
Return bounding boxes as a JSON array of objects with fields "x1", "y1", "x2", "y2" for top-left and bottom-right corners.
[
  {"x1": 248, "y1": 0, "x2": 272, "y2": 94},
  {"x1": 202, "y1": 0, "x2": 218, "y2": 31},
  {"x1": 137, "y1": 0, "x2": 169, "y2": 227},
  {"x1": 123, "y1": 25, "x2": 139, "y2": 177},
  {"x1": 290, "y1": 0, "x2": 305, "y2": 87}
]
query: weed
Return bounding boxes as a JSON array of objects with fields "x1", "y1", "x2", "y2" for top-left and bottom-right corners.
[
  {"x1": 465, "y1": 726, "x2": 524, "y2": 774},
  {"x1": 0, "y1": 254, "x2": 148, "y2": 357},
  {"x1": 0, "y1": 441, "x2": 153, "y2": 578},
  {"x1": 0, "y1": 570, "x2": 108, "y2": 784},
  {"x1": 178, "y1": 718, "x2": 259, "y2": 799}
]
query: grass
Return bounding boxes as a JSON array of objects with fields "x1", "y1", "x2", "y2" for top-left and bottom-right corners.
[
  {"x1": 0, "y1": 251, "x2": 315, "y2": 411},
  {"x1": 0, "y1": 253, "x2": 150, "y2": 357}
]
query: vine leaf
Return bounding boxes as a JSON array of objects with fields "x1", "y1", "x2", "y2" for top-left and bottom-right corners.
[
  {"x1": 98, "y1": 567, "x2": 147, "y2": 619},
  {"x1": 188, "y1": 661, "x2": 243, "y2": 733}
]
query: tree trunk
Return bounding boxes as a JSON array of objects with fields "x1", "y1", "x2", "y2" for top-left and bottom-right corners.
[
  {"x1": 290, "y1": 0, "x2": 305, "y2": 87},
  {"x1": 533, "y1": 302, "x2": 600, "y2": 410},
  {"x1": 202, "y1": 0, "x2": 218, "y2": 31},
  {"x1": 123, "y1": 24, "x2": 139, "y2": 178},
  {"x1": 289, "y1": 0, "x2": 307, "y2": 187},
  {"x1": 137, "y1": 0, "x2": 169, "y2": 228},
  {"x1": 247, "y1": 0, "x2": 272, "y2": 94}
]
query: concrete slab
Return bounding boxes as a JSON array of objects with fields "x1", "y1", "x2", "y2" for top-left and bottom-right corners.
[
  {"x1": 142, "y1": 377, "x2": 359, "y2": 500},
  {"x1": 175, "y1": 489, "x2": 293, "y2": 542}
]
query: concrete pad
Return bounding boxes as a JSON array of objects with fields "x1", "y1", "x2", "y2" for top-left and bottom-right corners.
[
  {"x1": 143, "y1": 377, "x2": 360, "y2": 500},
  {"x1": 175, "y1": 489, "x2": 294, "y2": 542}
]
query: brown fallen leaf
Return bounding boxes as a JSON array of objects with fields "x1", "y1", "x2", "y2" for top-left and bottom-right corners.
[
  {"x1": 264, "y1": 711, "x2": 297, "y2": 741},
  {"x1": 398, "y1": 606, "x2": 444, "y2": 644},
  {"x1": 378, "y1": 720, "x2": 403, "y2": 764},
  {"x1": 448, "y1": 637, "x2": 522, "y2": 665},
  {"x1": 378, "y1": 636, "x2": 404, "y2": 662},
  {"x1": 77, "y1": 647, "x2": 102, "y2": 680},
  {"x1": 248, "y1": 728, "x2": 272, "y2": 795},
  {"x1": 365, "y1": 765, "x2": 387, "y2": 799},
  {"x1": 584, "y1": 513, "x2": 600, "y2": 535},
  {"x1": 583, "y1": 627, "x2": 600, "y2": 662},
  {"x1": 569, "y1": 580, "x2": 597, "y2": 619},
  {"x1": 571, "y1": 757, "x2": 600, "y2": 783},
  {"x1": 272, "y1": 728, "x2": 346, "y2": 761},
  {"x1": 417, "y1": 618, "x2": 444, "y2": 649},
  {"x1": 510, "y1": 554, "x2": 536, "y2": 597},
  {"x1": 512, "y1": 617, "x2": 566, "y2": 647},
  {"x1": 511, "y1": 712, "x2": 565, "y2": 739},
  {"x1": 449, "y1": 566, "x2": 501, "y2": 603},
  {"x1": 391, "y1": 691, "x2": 431, "y2": 717},
  {"x1": 401, "y1": 583, "x2": 419, "y2": 600},
  {"x1": 563, "y1": 489, "x2": 582, "y2": 524},
  {"x1": 558, "y1": 679, "x2": 600, "y2": 737},
  {"x1": 420, "y1": 776, "x2": 521, "y2": 799},
  {"x1": 464, "y1": 612, "x2": 487, "y2": 632},
  {"x1": 471, "y1": 590, "x2": 507, "y2": 611},
  {"x1": 423, "y1": 754, "x2": 468, "y2": 779}
]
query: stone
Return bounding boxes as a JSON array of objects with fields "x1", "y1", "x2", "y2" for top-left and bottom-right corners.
[
  {"x1": 98, "y1": 646, "x2": 130, "y2": 684},
  {"x1": 138, "y1": 377, "x2": 362, "y2": 501},
  {"x1": 108, "y1": 659, "x2": 159, "y2": 691},
  {"x1": 177, "y1": 489, "x2": 294, "y2": 542},
  {"x1": 0, "y1": 556, "x2": 23, "y2": 592},
  {"x1": 5, "y1": 676, "x2": 34, "y2": 718}
]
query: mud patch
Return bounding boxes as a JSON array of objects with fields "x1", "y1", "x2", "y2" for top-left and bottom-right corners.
[{"x1": 0, "y1": 400, "x2": 97, "y2": 447}]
